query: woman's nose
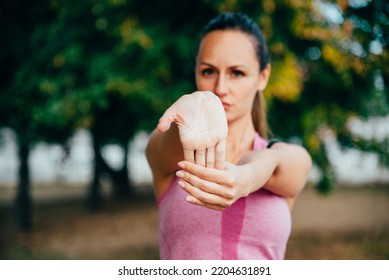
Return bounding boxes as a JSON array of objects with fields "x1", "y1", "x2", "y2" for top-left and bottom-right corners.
[{"x1": 214, "y1": 75, "x2": 228, "y2": 96}]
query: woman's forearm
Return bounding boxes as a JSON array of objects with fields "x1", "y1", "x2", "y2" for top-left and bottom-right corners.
[
  {"x1": 238, "y1": 142, "x2": 312, "y2": 198},
  {"x1": 146, "y1": 123, "x2": 184, "y2": 178}
]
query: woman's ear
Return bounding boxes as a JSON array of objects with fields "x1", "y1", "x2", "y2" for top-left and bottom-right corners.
[{"x1": 257, "y1": 64, "x2": 271, "y2": 92}]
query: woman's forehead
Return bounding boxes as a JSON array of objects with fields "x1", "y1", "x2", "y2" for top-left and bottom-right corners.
[{"x1": 197, "y1": 30, "x2": 259, "y2": 68}]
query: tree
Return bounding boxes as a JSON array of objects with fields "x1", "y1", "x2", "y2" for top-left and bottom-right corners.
[
  {"x1": 262, "y1": 0, "x2": 389, "y2": 192},
  {"x1": 0, "y1": 0, "x2": 77, "y2": 230}
]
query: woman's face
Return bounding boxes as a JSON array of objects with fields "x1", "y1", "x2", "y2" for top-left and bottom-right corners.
[{"x1": 195, "y1": 30, "x2": 270, "y2": 124}]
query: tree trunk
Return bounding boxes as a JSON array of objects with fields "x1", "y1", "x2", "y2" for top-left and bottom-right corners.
[
  {"x1": 111, "y1": 166, "x2": 135, "y2": 199},
  {"x1": 101, "y1": 143, "x2": 135, "y2": 199},
  {"x1": 14, "y1": 139, "x2": 32, "y2": 231},
  {"x1": 88, "y1": 128, "x2": 136, "y2": 210},
  {"x1": 88, "y1": 131, "x2": 104, "y2": 211}
]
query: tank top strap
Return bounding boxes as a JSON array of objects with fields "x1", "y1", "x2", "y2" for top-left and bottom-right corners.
[{"x1": 253, "y1": 133, "x2": 268, "y2": 150}]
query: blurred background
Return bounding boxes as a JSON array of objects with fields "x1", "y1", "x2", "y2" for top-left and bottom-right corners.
[{"x1": 0, "y1": 0, "x2": 388, "y2": 259}]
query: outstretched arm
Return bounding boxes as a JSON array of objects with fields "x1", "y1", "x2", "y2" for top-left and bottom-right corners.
[{"x1": 175, "y1": 142, "x2": 312, "y2": 210}]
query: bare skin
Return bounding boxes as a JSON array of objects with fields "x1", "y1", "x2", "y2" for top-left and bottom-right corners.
[
  {"x1": 158, "y1": 91, "x2": 227, "y2": 169},
  {"x1": 146, "y1": 30, "x2": 312, "y2": 211}
]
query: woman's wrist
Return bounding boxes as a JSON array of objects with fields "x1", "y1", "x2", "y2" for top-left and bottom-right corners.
[{"x1": 238, "y1": 148, "x2": 280, "y2": 196}]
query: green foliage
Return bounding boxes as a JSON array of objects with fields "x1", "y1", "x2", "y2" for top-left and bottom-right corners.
[{"x1": 262, "y1": 0, "x2": 389, "y2": 191}]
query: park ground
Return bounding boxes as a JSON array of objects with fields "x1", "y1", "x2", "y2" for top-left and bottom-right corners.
[{"x1": 0, "y1": 183, "x2": 389, "y2": 260}]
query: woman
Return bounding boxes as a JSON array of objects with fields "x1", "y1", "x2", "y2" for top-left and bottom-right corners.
[{"x1": 146, "y1": 12, "x2": 312, "y2": 260}]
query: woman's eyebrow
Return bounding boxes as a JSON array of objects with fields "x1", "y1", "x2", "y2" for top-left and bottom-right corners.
[
  {"x1": 198, "y1": 62, "x2": 215, "y2": 67},
  {"x1": 199, "y1": 62, "x2": 250, "y2": 69}
]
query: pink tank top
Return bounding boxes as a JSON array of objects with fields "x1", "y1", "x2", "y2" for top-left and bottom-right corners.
[{"x1": 157, "y1": 134, "x2": 291, "y2": 260}]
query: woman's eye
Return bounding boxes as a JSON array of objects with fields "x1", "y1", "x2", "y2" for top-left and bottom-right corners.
[
  {"x1": 201, "y1": 68, "x2": 214, "y2": 76},
  {"x1": 231, "y1": 70, "x2": 244, "y2": 77}
]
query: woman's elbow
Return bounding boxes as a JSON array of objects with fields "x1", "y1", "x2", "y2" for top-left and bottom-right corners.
[{"x1": 276, "y1": 145, "x2": 312, "y2": 198}]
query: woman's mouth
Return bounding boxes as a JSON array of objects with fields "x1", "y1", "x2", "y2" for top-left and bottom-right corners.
[{"x1": 221, "y1": 102, "x2": 231, "y2": 109}]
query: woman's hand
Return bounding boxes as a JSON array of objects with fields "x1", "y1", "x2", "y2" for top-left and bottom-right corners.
[
  {"x1": 175, "y1": 160, "x2": 252, "y2": 211},
  {"x1": 157, "y1": 91, "x2": 228, "y2": 169},
  {"x1": 175, "y1": 143, "x2": 312, "y2": 211}
]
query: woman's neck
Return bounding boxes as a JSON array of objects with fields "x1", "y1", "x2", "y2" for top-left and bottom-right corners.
[{"x1": 225, "y1": 115, "x2": 256, "y2": 163}]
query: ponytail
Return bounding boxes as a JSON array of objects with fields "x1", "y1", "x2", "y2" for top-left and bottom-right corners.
[{"x1": 252, "y1": 91, "x2": 269, "y2": 139}]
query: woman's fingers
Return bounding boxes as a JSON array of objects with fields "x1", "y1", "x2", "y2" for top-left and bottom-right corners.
[
  {"x1": 215, "y1": 139, "x2": 226, "y2": 170},
  {"x1": 175, "y1": 165, "x2": 233, "y2": 199},
  {"x1": 183, "y1": 149, "x2": 195, "y2": 163},
  {"x1": 195, "y1": 149, "x2": 206, "y2": 166},
  {"x1": 157, "y1": 107, "x2": 177, "y2": 132},
  {"x1": 175, "y1": 160, "x2": 241, "y2": 210},
  {"x1": 206, "y1": 147, "x2": 215, "y2": 168},
  {"x1": 184, "y1": 142, "x2": 220, "y2": 168},
  {"x1": 178, "y1": 160, "x2": 230, "y2": 185},
  {"x1": 177, "y1": 179, "x2": 233, "y2": 210},
  {"x1": 184, "y1": 195, "x2": 225, "y2": 211}
]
